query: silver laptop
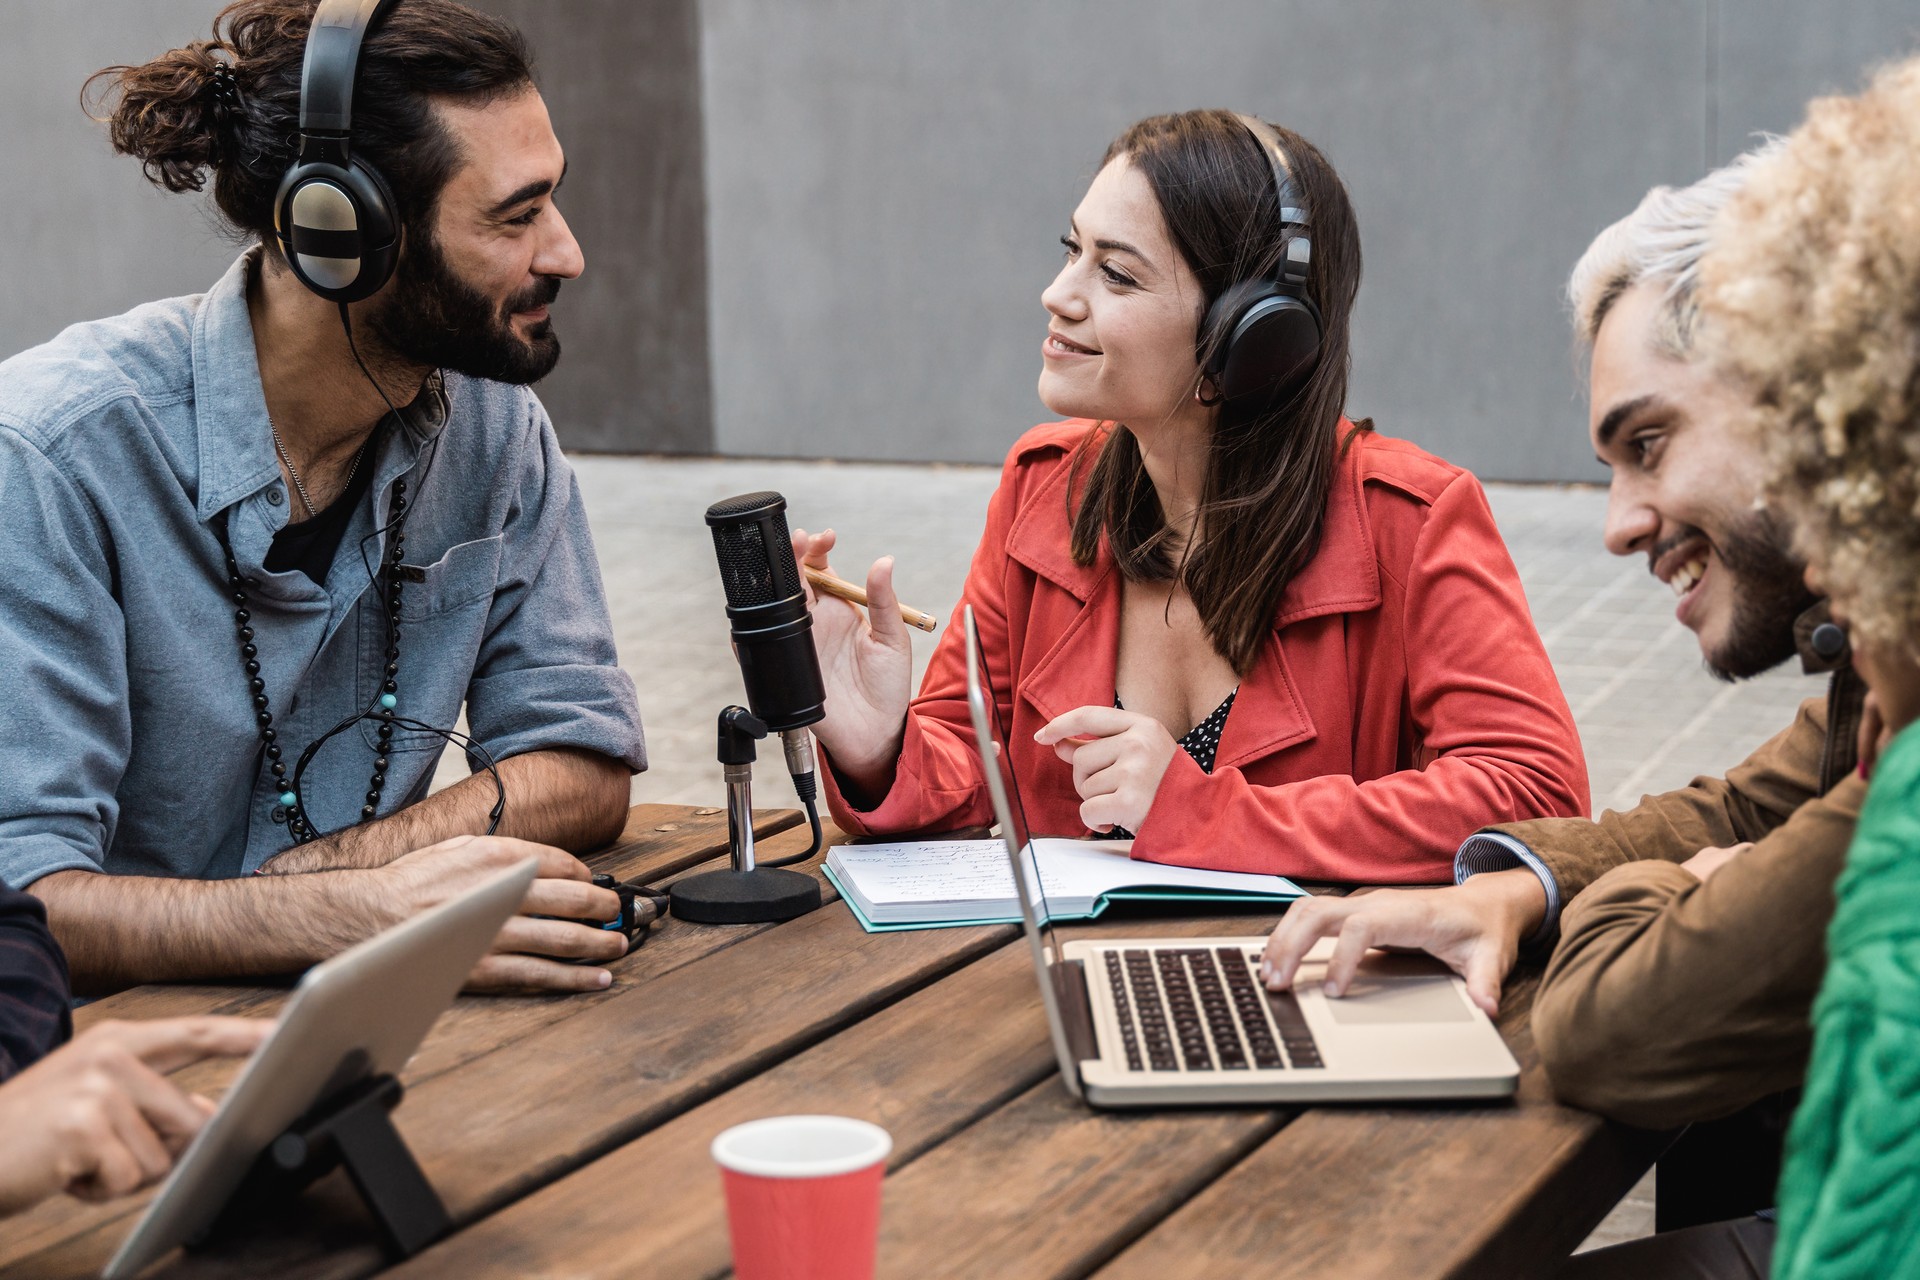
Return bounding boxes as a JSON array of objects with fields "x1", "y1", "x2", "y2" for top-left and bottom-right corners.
[
  {"x1": 104, "y1": 856, "x2": 539, "y2": 1278},
  {"x1": 961, "y1": 605, "x2": 1518, "y2": 1106}
]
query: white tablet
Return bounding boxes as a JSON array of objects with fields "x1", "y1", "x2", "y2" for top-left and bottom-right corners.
[{"x1": 104, "y1": 856, "x2": 536, "y2": 1279}]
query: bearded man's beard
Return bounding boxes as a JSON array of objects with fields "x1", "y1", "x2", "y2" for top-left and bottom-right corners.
[
  {"x1": 367, "y1": 230, "x2": 563, "y2": 386},
  {"x1": 1687, "y1": 507, "x2": 1818, "y2": 681}
]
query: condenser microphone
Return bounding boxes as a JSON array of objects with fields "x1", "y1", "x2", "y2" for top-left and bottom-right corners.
[
  {"x1": 682, "y1": 491, "x2": 828, "y2": 900},
  {"x1": 705, "y1": 492, "x2": 827, "y2": 732}
]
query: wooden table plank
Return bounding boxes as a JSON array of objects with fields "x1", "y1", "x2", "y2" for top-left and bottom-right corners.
[
  {"x1": 864, "y1": 915, "x2": 1292, "y2": 1280},
  {"x1": 593, "y1": 803, "x2": 804, "y2": 883},
  {"x1": 1, "y1": 821, "x2": 1011, "y2": 1280},
  {"x1": 0, "y1": 806, "x2": 798, "y2": 1276},
  {"x1": 1090, "y1": 975, "x2": 1667, "y2": 1280},
  {"x1": 382, "y1": 936, "x2": 1051, "y2": 1280},
  {"x1": 881, "y1": 1079, "x2": 1279, "y2": 1280},
  {"x1": 0, "y1": 808, "x2": 1660, "y2": 1280}
]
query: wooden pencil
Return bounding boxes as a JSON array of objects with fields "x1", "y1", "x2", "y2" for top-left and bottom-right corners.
[{"x1": 803, "y1": 566, "x2": 938, "y2": 632}]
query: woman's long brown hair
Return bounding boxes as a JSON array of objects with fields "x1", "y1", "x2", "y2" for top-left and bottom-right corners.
[{"x1": 1067, "y1": 110, "x2": 1365, "y2": 674}]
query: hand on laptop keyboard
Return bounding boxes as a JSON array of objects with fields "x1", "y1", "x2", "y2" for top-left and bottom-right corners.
[{"x1": 1257, "y1": 870, "x2": 1548, "y2": 1017}]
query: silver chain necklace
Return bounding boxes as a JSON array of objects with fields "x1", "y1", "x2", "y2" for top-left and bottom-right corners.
[{"x1": 269, "y1": 418, "x2": 362, "y2": 521}]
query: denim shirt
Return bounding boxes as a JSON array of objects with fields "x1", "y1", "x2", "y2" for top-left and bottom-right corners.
[{"x1": 0, "y1": 252, "x2": 645, "y2": 886}]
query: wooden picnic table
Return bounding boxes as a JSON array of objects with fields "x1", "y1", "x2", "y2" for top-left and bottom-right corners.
[{"x1": 0, "y1": 803, "x2": 1664, "y2": 1279}]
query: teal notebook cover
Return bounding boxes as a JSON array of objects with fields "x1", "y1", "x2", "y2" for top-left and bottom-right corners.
[{"x1": 823, "y1": 864, "x2": 1302, "y2": 935}]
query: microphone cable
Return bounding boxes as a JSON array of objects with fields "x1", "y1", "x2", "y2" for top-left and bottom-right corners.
[{"x1": 753, "y1": 728, "x2": 823, "y2": 868}]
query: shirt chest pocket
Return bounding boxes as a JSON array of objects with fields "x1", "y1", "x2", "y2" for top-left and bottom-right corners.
[{"x1": 358, "y1": 535, "x2": 505, "y2": 753}]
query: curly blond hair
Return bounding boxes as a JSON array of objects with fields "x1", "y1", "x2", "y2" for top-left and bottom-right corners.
[{"x1": 1698, "y1": 56, "x2": 1920, "y2": 649}]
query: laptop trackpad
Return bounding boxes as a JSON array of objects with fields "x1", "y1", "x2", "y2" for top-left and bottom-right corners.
[{"x1": 1322, "y1": 954, "x2": 1473, "y2": 1025}]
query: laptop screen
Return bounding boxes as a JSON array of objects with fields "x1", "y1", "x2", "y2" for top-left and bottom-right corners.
[
  {"x1": 962, "y1": 606, "x2": 1063, "y2": 966},
  {"x1": 964, "y1": 604, "x2": 1121, "y2": 1098}
]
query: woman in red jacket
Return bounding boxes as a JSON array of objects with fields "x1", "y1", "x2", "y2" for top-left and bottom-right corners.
[{"x1": 797, "y1": 110, "x2": 1588, "y2": 883}]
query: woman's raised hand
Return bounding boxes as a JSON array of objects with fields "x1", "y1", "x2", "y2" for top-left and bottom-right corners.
[
  {"x1": 1035, "y1": 706, "x2": 1178, "y2": 834},
  {"x1": 791, "y1": 527, "x2": 915, "y2": 799}
]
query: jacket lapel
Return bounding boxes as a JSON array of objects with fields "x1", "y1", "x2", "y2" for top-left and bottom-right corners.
[
  {"x1": 1214, "y1": 428, "x2": 1381, "y2": 771},
  {"x1": 1211, "y1": 639, "x2": 1316, "y2": 771},
  {"x1": 1005, "y1": 443, "x2": 1118, "y2": 726},
  {"x1": 1004, "y1": 423, "x2": 1383, "y2": 772},
  {"x1": 1275, "y1": 429, "x2": 1381, "y2": 626}
]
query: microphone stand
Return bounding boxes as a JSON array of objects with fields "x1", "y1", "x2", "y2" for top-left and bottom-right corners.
[{"x1": 668, "y1": 706, "x2": 823, "y2": 924}]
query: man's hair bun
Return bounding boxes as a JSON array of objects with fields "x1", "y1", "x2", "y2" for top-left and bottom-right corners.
[
  {"x1": 81, "y1": 0, "x2": 534, "y2": 254},
  {"x1": 86, "y1": 40, "x2": 243, "y2": 195}
]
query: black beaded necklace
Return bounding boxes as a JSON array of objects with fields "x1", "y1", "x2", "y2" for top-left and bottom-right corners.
[{"x1": 216, "y1": 470, "x2": 409, "y2": 844}]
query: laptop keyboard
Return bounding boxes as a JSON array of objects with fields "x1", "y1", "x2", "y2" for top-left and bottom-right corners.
[{"x1": 1105, "y1": 947, "x2": 1323, "y2": 1073}]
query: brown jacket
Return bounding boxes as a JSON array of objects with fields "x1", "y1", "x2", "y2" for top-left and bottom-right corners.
[{"x1": 1488, "y1": 655, "x2": 1865, "y2": 1130}]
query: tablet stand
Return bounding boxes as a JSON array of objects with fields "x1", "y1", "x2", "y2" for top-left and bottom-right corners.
[{"x1": 198, "y1": 1073, "x2": 450, "y2": 1259}]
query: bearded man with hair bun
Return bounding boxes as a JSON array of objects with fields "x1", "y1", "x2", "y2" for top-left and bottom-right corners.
[{"x1": 0, "y1": 0, "x2": 645, "y2": 997}]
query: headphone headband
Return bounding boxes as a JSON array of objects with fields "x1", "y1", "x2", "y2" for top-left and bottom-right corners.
[
  {"x1": 298, "y1": 0, "x2": 397, "y2": 146},
  {"x1": 277, "y1": 0, "x2": 401, "y2": 301},
  {"x1": 1233, "y1": 113, "x2": 1311, "y2": 291}
]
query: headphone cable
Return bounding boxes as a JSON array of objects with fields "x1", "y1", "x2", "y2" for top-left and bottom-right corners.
[{"x1": 276, "y1": 305, "x2": 506, "y2": 841}]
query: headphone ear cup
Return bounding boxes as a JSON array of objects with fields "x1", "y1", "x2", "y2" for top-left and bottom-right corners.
[
  {"x1": 346, "y1": 157, "x2": 401, "y2": 297},
  {"x1": 1199, "y1": 279, "x2": 1270, "y2": 380},
  {"x1": 273, "y1": 158, "x2": 400, "y2": 303},
  {"x1": 1212, "y1": 289, "x2": 1323, "y2": 409}
]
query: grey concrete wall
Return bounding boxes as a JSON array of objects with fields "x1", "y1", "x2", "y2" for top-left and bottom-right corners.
[
  {"x1": 700, "y1": 0, "x2": 1920, "y2": 481},
  {"x1": 0, "y1": 4, "x2": 242, "y2": 367},
  {"x1": 1714, "y1": 0, "x2": 1920, "y2": 160},
  {"x1": 8, "y1": 3, "x2": 1920, "y2": 477}
]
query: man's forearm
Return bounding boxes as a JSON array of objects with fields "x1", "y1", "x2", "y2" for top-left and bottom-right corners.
[
  {"x1": 1500, "y1": 696, "x2": 1833, "y2": 903},
  {"x1": 490, "y1": 747, "x2": 631, "y2": 850},
  {"x1": 263, "y1": 747, "x2": 630, "y2": 874},
  {"x1": 1498, "y1": 774, "x2": 1782, "y2": 907},
  {"x1": 32, "y1": 868, "x2": 401, "y2": 997},
  {"x1": 1531, "y1": 781, "x2": 1858, "y2": 1128}
]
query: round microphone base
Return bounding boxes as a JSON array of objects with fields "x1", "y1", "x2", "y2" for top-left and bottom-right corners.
[{"x1": 669, "y1": 866, "x2": 822, "y2": 925}]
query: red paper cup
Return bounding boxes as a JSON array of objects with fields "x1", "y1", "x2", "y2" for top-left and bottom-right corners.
[{"x1": 712, "y1": 1115, "x2": 892, "y2": 1280}]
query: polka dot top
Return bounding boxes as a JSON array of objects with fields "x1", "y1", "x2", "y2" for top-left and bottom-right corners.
[
  {"x1": 1101, "y1": 687, "x2": 1238, "y2": 839},
  {"x1": 1169, "y1": 688, "x2": 1238, "y2": 774}
]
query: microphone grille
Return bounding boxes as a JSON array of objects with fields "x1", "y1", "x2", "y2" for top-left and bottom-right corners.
[
  {"x1": 706, "y1": 490, "x2": 786, "y2": 523},
  {"x1": 707, "y1": 492, "x2": 802, "y2": 607}
]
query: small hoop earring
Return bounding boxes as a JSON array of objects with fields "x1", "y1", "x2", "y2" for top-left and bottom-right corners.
[{"x1": 1195, "y1": 377, "x2": 1223, "y2": 408}]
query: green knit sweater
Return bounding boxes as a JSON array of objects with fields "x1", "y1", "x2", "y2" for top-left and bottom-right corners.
[{"x1": 1773, "y1": 717, "x2": 1920, "y2": 1279}]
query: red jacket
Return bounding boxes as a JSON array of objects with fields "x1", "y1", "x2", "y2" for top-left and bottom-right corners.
[{"x1": 823, "y1": 420, "x2": 1589, "y2": 883}]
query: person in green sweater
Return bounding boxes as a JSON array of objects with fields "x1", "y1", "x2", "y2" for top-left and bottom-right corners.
[{"x1": 1698, "y1": 52, "x2": 1920, "y2": 1280}]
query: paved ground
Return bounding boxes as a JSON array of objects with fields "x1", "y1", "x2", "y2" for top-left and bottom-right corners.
[{"x1": 442, "y1": 451, "x2": 1823, "y2": 1253}]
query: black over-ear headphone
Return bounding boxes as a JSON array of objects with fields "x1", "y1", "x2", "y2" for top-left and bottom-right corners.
[
  {"x1": 273, "y1": 0, "x2": 402, "y2": 303},
  {"x1": 1197, "y1": 114, "x2": 1322, "y2": 411}
]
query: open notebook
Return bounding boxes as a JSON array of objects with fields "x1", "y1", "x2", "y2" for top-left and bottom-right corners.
[{"x1": 825, "y1": 838, "x2": 1302, "y2": 932}]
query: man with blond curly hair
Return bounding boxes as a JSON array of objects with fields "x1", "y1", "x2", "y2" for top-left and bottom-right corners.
[
  {"x1": 1262, "y1": 144, "x2": 1873, "y2": 1274},
  {"x1": 1698, "y1": 52, "x2": 1920, "y2": 1280}
]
